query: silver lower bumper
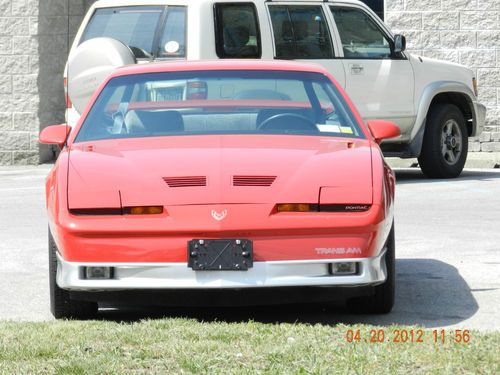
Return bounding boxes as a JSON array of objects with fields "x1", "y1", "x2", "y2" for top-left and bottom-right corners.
[{"x1": 56, "y1": 252, "x2": 387, "y2": 291}]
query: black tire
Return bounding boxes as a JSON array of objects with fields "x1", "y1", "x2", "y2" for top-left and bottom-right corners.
[
  {"x1": 347, "y1": 223, "x2": 395, "y2": 314},
  {"x1": 49, "y1": 229, "x2": 98, "y2": 320},
  {"x1": 418, "y1": 104, "x2": 468, "y2": 179}
]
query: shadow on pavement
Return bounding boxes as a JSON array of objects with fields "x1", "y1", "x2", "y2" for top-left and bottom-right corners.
[
  {"x1": 97, "y1": 259, "x2": 478, "y2": 328},
  {"x1": 395, "y1": 168, "x2": 500, "y2": 184}
]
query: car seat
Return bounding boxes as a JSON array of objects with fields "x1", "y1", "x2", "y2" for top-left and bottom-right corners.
[{"x1": 126, "y1": 110, "x2": 184, "y2": 135}]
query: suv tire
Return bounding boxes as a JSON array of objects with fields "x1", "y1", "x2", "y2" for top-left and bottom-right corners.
[
  {"x1": 347, "y1": 223, "x2": 395, "y2": 314},
  {"x1": 49, "y1": 229, "x2": 98, "y2": 320},
  {"x1": 418, "y1": 104, "x2": 468, "y2": 179}
]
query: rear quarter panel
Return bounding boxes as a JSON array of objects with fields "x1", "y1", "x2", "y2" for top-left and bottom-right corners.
[
  {"x1": 370, "y1": 144, "x2": 395, "y2": 251},
  {"x1": 46, "y1": 150, "x2": 70, "y2": 251}
]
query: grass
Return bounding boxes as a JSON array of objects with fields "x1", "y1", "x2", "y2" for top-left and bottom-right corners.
[{"x1": 0, "y1": 319, "x2": 498, "y2": 374}]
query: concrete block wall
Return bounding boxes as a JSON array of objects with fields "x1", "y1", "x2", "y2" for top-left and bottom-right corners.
[
  {"x1": 385, "y1": 0, "x2": 500, "y2": 152},
  {"x1": 0, "y1": 0, "x2": 94, "y2": 165}
]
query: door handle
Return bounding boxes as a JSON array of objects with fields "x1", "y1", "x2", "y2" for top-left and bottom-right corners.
[{"x1": 350, "y1": 64, "x2": 364, "y2": 75}]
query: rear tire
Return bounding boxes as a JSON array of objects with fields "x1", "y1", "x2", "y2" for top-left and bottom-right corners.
[
  {"x1": 49, "y1": 229, "x2": 97, "y2": 320},
  {"x1": 347, "y1": 223, "x2": 395, "y2": 314},
  {"x1": 418, "y1": 104, "x2": 468, "y2": 179}
]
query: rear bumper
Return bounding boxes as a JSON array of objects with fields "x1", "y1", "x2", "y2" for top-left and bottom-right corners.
[{"x1": 56, "y1": 251, "x2": 387, "y2": 291}]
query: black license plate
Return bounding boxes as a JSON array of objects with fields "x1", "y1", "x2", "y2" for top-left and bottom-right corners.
[{"x1": 187, "y1": 239, "x2": 253, "y2": 271}]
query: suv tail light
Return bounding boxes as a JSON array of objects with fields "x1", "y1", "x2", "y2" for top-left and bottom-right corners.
[
  {"x1": 187, "y1": 81, "x2": 208, "y2": 100},
  {"x1": 472, "y1": 77, "x2": 478, "y2": 97},
  {"x1": 64, "y1": 77, "x2": 72, "y2": 108}
]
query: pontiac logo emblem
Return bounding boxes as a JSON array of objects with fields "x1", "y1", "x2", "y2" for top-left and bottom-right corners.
[{"x1": 211, "y1": 209, "x2": 227, "y2": 221}]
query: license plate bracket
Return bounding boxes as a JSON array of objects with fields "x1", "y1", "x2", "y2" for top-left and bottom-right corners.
[{"x1": 187, "y1": 239, "x2": 253, "y2": 271}]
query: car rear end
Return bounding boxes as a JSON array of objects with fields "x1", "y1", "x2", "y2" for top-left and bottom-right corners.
[{"x1": 49, "y1": 61, "x2": 396, "y2": 311}]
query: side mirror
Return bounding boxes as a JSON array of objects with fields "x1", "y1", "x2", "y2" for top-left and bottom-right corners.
[
  {"x1": 394, "y1": 34, "x2": 406, "y2": 54},
  {"x1": 367, "y1": 120, "x2": 401, "y2": 144},
  {"x1": 39, "y1": 125, "x2": 71, "y2": 149}
]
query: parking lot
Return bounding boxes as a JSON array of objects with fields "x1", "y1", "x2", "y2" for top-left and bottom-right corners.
[{"x1": 1, "y1": 164, "x2": 499, "y2": 331}]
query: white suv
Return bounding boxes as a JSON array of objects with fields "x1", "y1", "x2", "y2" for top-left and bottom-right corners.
[{"x1": 66, "y1": 0, "x2": 486, "y2": 178}]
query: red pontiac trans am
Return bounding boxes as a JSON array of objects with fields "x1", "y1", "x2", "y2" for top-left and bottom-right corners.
[{"x1": 40, "y1": 60, "x2": 400, "y2": 319}]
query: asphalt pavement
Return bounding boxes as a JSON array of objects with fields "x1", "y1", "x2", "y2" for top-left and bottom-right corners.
[{"x1": 0, "y1": 164, "x2": 499, "y2": 331}]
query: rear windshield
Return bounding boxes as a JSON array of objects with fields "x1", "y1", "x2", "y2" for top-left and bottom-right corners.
[
  {"x1": 80, "y1": 6, "x2": 186, "y2": 59},
  {"x1": 75, "y1": 70, "x2": 364, "y2": 142}
]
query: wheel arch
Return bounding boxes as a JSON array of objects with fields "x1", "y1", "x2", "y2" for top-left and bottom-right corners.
[
  {"x1": 429, "y1": 92, "x2": 473, "y2": 136},
  {"x1": 409, "y1": 81, "x2": 476, "y2": 157}
]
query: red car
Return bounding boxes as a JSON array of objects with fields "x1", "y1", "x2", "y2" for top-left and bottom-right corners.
[{"x1": 40, "y1": 60, "x2": 399, "y2": 319}]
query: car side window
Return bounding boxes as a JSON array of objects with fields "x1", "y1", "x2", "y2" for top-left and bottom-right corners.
[
  {"x1": 311, "y1": 82, "x2": 359, "y2": 136},
  {"x1": 330, "y1": 6, "x2": 392, "y2": 59},
  {"x1": 158, "y1": 7, "x2": 187, "y2": 58},
  {"x1": 268, "y1": 5, "x2": 334, "y2": 60},
  {"x1": 214, "y1": 3, "x2": 261, "y2": 58}
]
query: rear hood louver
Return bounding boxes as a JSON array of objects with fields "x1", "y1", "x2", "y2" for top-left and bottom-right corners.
[
  {"x1": 233, "y1": 175, "x2": 277, "y2": 187},
  {"x1": 163, "y1": 176, "x2": 207, "y2": 188}
]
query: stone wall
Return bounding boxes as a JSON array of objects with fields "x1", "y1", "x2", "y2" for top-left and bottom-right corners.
[
  {"x1": 0, "y1": 0, "x2": 94, "y2": 165},
  {"x1": 385, "y1": 0, "x2": 500, "y2": 152}
]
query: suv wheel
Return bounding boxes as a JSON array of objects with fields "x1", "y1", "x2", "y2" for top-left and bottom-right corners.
[
  {"x1": 49, "y1": 229, "x2": 97, "y2": 320},
  {"x1": 347, "y1": 223, "x2": 395, "y2": 314},
  {"x1": 418, "y1": 104, "x2": 468, "y2": 178}
]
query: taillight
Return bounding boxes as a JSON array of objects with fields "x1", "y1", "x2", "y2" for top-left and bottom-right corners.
[
  {"x1": 64, "y1": 77, "x2": 72, "y2": 108},
  {"x1": 187, "y1": 80, "x2": 208, "y2": 100},
  {"x1": 69, "y1": 208, "x2": 122, "y2": 216},
  {"x1": 277, "y1": 204, "x2": 316, "y2": 212},
  {"x1": 70, "y1": 206, "x2": 164, "y2": 216},
  {"x1": 276, "y1": 204, "x2": 371, "y2": 213},
  {"x1": 123, "y1": 206, "x2": 164, "y2": 215}
]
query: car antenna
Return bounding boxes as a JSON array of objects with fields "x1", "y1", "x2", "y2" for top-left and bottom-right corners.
[{"x1": 65, "y1": 0, "x2": 70, "y2": 149}]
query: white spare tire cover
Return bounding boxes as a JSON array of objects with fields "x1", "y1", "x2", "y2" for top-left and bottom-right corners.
[{"x1": 67, "y1": 37, "x2": 136, "y2": 114}]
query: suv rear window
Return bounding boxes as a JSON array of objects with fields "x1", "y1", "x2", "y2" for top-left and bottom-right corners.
[{"x1": 80, "y1": 6, "x2": 187, "y2": 59}]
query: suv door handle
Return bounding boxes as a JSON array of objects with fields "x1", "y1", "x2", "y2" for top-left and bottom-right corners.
[{"x1": 349, "y1": 64, "x2": 364, "y2": 75}]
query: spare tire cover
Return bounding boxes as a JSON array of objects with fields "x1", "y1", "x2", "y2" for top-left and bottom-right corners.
[{"x1": 67, "y1": 37, "x2": 136, "y2": 114}]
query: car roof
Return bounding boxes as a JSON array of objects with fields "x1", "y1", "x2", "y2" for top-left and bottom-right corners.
[
  {"x1": 109, "y1": 60, "x2": 330, "y2": 79},
  {"x1": 92, "y1": 0, "x2": 365, "y2": 8}
]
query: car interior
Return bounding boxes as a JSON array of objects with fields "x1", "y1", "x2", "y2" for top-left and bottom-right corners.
[
  {"x1": 76, "y1": 74, "x2": 362, "y2": 141},
  {"x1": 123, "y1": 107, "x2": 321, "y2": 136}
]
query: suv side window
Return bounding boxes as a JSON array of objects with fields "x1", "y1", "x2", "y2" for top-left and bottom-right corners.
[
  {"x1": 331, "y1": 6, "x2": 392, "y2": 59},
  {"x1": 157, "y1": 6, "x2": 187, "y2": 58},
  {"x1": 214, "y1": 3, "x2": 261, "y2": 58},
  {"x1": 81, "y1": 6, "x2": 164, "y2": 59},
  {"x1": 269, "y1": 5, "x2": 334, "y2": 60}
]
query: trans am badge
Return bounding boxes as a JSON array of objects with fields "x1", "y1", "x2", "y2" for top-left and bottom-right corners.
[{"x1": 211, "y1": 209, "x2": 228, "y2": 221}]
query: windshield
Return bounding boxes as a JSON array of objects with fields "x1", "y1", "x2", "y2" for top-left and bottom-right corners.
[{"x1": 75, "y1": 70, "x2": 364, "y2": 142}]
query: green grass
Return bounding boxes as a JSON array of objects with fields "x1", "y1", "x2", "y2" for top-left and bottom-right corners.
[{"x1": 0, "y1": 319, "x2": 498, "y2": 374}]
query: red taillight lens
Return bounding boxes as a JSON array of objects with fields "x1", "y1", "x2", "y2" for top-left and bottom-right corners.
[{"x1": 187, "y1": 80, "x2": 208, "y2": 100}]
